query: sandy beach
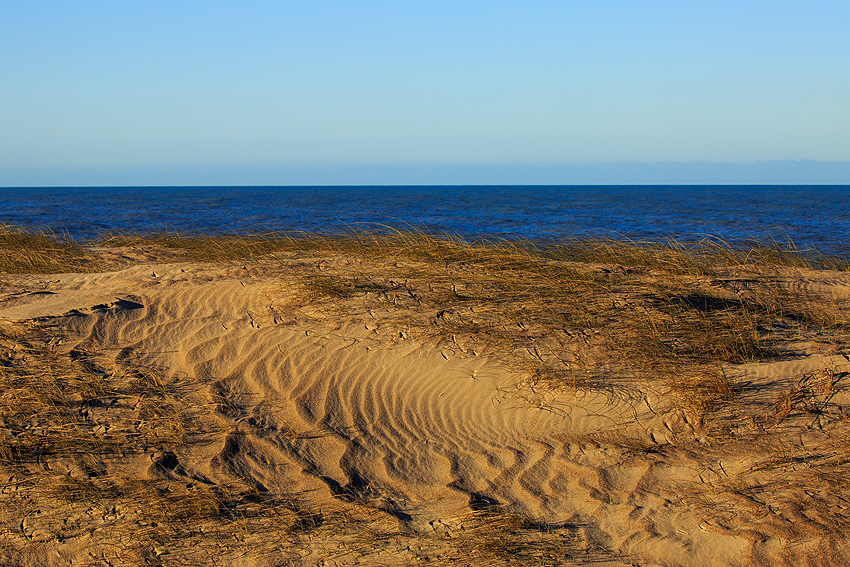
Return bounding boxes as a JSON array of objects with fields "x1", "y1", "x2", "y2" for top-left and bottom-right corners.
[{"x1": 1, "y1": 233, "x2": 849, "y2": 566}]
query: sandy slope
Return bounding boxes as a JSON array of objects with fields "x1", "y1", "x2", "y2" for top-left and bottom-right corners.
[{"x1": 1, "y1": 256, "x2": 849, "y2": 566}]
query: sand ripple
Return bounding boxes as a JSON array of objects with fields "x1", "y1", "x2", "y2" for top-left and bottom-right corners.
[{"x1": 5, "y1": 261, "x2": 846, "y2": 565}]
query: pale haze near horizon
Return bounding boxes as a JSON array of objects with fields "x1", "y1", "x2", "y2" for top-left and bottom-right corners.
[{"x1": 2, "y1": 1, "x2": 849, "y2": 185}]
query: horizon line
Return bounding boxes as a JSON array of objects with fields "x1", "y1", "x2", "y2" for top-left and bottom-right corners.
[{"x1": 3, "y1": 160, "x2": 850, "y2": 187}]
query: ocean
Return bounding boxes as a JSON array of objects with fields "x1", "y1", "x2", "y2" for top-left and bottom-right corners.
[{"x1": 1, "y1": 185, "x2": 849, "y2": 255}]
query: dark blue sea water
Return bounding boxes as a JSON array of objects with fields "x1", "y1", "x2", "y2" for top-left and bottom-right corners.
[{"x1": 1, "y1": 186, "x2": 849, "y2": 255}]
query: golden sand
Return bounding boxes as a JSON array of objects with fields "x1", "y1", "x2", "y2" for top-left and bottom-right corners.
[{"x1": 1, "y1": 236, "x2": 848, "y2": 566}]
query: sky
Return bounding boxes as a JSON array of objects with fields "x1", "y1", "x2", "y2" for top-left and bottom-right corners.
[{"x1": 2, "y1": 1, "x2": 849, "y2": 185}]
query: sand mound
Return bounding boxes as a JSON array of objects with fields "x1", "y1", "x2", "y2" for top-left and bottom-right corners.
[{"x1": 2, "y1": 258, "x2": 849, "y2": 566}]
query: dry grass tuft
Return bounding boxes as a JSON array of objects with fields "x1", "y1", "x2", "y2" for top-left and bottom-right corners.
[
  {"x1": 97, "y1": 230, "x2": 299, "y2": 263},
  {"x1": 450, "y1": 506, "x2": 609, "y2": 566},
  {"x1": 0, "y1": 225, "x2": 98, "y2": 274},
  {"x1": 763, "y1": 363, "x2": 848, "y2": 428},
  {"x1": 0, "y1": 326, "x2": 116, "y2": 464},
  {"x1": 96, "y1": 227, "x2": 849, "y2": 270}
]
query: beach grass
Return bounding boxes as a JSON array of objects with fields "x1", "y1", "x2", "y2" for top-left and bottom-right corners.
[
  {"x1": 0, "y1": 319, "x2": 575, "y2": 564},
  {"x1": 0, "y1": 320, "x2": 324, "y2": 563},
  {"x1": 0, "y1": 225, "x2": 99, "y2": 274},
  {"x1": 95, "y1": 226, "x2": 850, "y2": 270},
  {"x1": 4, "y1": 225, "x2": 849, "y2": 408},
  {"x1": 2, "y1": 226, "x2": 850, "y2": 564}
]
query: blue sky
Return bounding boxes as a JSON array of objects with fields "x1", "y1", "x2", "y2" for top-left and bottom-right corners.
[{"x1": 2, "y1": 1, "x2": 849, "y2": 184}]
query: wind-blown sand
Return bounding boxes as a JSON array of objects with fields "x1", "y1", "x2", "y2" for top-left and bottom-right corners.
[{"x1": 1, "y1": 247, "x2": 849, "y2": 566}]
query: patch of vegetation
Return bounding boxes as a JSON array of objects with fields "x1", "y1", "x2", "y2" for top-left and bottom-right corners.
[
  {"x1": 0, "y1": 225, "x2": 98, "y2": 274},
  {"x1": 0, "y1": 322, "x2": 307, "y2": 563},
  {"x1": 2, "y1": 227, "x2": 850, "y2": 564},
  {"x1": 13, "y1": 226, "x2": 849, "y2": 421}
]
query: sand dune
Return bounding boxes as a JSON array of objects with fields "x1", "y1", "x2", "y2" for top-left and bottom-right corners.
[{"x1": 2, "y1": 255, "x2": 849, "y2": 566}]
